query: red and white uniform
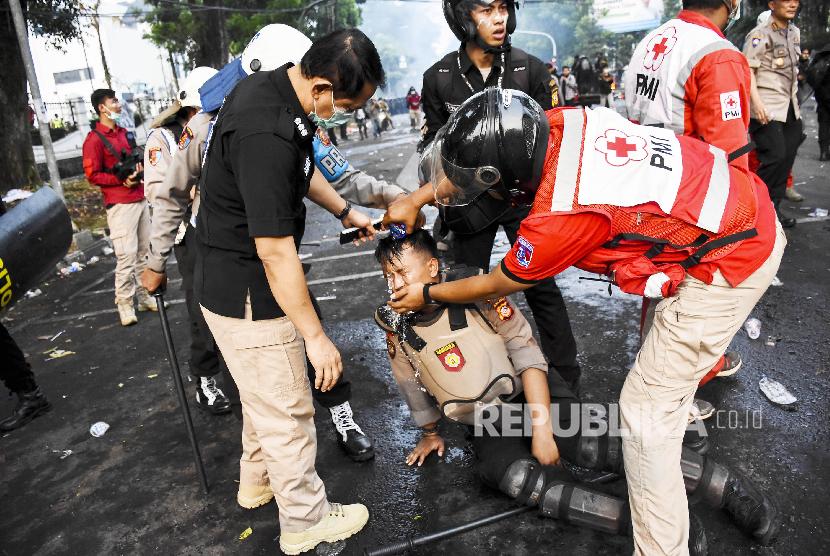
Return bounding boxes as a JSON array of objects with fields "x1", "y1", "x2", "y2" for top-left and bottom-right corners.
[
  {"x1": 501, "y1": 108, "x2": 776, "y2": 297},
  {"x1": 623, "y1": 10, "x2": 751, "y2": 169}
]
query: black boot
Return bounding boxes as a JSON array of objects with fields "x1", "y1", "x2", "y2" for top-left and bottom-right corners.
[
  {"x1": 775, "y1": 201, "x2": 797, "y2": 228},
  {"x1": 194, "y1": 376, "x2": 231, "y2": 415},
  {"x1": 683, "y1": 448, "x2": 780, "y2": 546},
  {"x1": 0, "y1": 387, "x2": 52, "y2": 432},
  {"x1": 720, "y1": 468, "x2": 781, "y2": 545},
  {"x1": 329, "y1": 402, "x2": 375, "y2": 461}
]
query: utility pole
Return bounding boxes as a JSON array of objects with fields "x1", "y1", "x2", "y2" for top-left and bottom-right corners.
[{"x1": 7, "y1": 0, "x2": 64, "y2": 200}]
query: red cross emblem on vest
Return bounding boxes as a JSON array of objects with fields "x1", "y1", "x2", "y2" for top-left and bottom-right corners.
[
  {"x1": 594, "y1": 129, "x2": 648, "y2": 167},
  {"x1": 644, "y1": 27, "x2": 678, "y2": 71}
]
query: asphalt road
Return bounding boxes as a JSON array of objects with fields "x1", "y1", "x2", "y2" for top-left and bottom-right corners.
[{"x1": 2, "y1": 108, "x2": 829, "y2": 555}]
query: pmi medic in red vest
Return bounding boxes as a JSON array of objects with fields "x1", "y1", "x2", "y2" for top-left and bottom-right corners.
[
  {"x1": 386, "y1": 89, "x2": 783, "y2": 553},
  {"x1": 624, "y1": 0, "x2": 750, "y2": 169}
]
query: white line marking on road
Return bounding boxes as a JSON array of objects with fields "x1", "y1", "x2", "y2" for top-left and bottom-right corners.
[
  {"x1": 80, "y1": 278, "x2": 182, "y2": 297},
  {"x1": 307, "y1": 271, "x2": 383, "y2": 286},
  {"x1": 795, "y1": 215, "x2": 830, "y2": 224},
  {"x1": 306, "y1": 250, "x2": 375, "y2": 263},
  {"x1": 16, "y1": 298, "x2": 186, "y2": 329}
]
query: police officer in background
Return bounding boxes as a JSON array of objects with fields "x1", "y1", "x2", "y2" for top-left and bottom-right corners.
[
  {"x1": 743, "y1": 0, "x2": 802, "y2": 228},
  {"x1": 192, "y1": 29, "x2": 384, "y2": 554},
  {"x1": 418, "y1": 0, "x2": 582, "y2": 392},
  {"x1": 142, "y1": 66, "x2": 237, "y2": 416}
]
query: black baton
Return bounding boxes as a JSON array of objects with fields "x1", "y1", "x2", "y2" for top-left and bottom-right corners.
[
  {"x1": 154, "y1": 291, "x2": 209, "y2": 494},
  {"x1": 363, "y1": 505, "x2": 533, "y2": 555}
]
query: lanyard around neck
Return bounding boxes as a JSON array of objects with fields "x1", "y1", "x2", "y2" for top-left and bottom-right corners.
[{"x1": 458, "y1": 47, "x2": 505, "y2": 93}]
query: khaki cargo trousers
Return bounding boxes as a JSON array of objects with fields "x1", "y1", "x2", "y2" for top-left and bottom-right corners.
[
  {"x1": 201, "y1": 300, "x2": 329, "y2": 533},
  {"x1": 105, "y1": 200, "x2": 150, "y2": 303},
  {"x1": 620, "y1": 221, "x2": 786, "y2": 555}
]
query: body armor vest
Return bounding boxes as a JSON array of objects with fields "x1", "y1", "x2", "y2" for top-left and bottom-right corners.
[{"x1": 376, "y1": 303, "x2": 520, "y2": 425}]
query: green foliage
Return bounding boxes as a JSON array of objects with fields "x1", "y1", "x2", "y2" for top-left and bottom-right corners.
[
  {"x1": 142, "y1": 0, "x2": 363, "y2": 66},
  {"x1": 24, "y1": 0, "x2": 81, "y2": 47}
]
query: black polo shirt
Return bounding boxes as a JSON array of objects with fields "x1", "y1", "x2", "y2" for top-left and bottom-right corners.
[
  {"x1": 421, "y1": 45, "x2": 552, "y2": 148},
  {"x1": 195, "y1": 64, "x2": 316, "y2": 320}
]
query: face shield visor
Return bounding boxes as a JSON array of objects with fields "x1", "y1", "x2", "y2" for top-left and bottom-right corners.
[{"x1": 428, "y1": 127, "x2": 505, "y2": 207}]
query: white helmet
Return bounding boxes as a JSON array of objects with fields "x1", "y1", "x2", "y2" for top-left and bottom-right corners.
[
  {"x1": 178, "y1": 66, "x2": 218, "y2": 108},
  {"x1": 757, "y1": 10, "x2": 771, "y2": 26},
  {"x1": 240, "y1": 24, "x2": 312, "y2": 75}
]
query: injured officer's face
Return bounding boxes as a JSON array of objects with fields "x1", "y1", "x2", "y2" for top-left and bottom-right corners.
[
  {"x1": 381, "y1": 245, "x2": 439, "y2": 296},
  {"x1": 470, "y1": 0, "x2": 509, "y2": 48}
]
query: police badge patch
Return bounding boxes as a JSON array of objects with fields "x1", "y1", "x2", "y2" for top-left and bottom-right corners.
[
  {"x1": 178, "y1": 126, "x2": 194, "y2": 150},
  {"x1": 148, "y1": 147, "x2": 161, "y2": 166},
  {"x1": 491, "y1": 297, "x2": 514, "y2": 321},
  {"x1": 515, "y1": 235, "x2": 534, "y2": 269},
  {"x1": 751, "y1": 36, "x2": 761, "y2": 47},
  {"x1": 435, "y1": 342, "x2": 466, "y2": 372}
]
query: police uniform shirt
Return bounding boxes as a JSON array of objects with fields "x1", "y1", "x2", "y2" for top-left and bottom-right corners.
[
  {"x1": 195, "y1": 64, "x2": 315, "y2": 320},
  {"x1": 743, "y1": 19, "x2": 801, "y2": 122},
  {"x1": 421, "y1": 46, "x2": 552, "y2": 147}
]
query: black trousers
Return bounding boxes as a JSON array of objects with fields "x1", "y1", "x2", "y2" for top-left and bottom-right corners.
[
  {"x1": 471, "y1": 370, "x2": 584, "y2": 488},
  {"x1": 817, "y1": 97, "x2": 830, "y2": 153},
  {"x1": 0, "y1": 321, "x2": 37, "y2": 394},
  {"x1": 749, "y1": 104, "x2": 803, "y2": 203},
  {"x1": 178, "y1": 225, "x2": 351, "y2": 413},
  {"x1": 451, "y1": 205, "x2": 581, "y2": 384}
]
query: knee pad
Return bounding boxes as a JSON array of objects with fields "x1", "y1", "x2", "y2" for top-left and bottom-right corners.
[
  {"x1": 681, "y1": 447, "x2": 730, "y2": 507},
  {"x1": 539, "y1": 481, "x2": 630, "y2": 536},
  {"x1": 498, "y1": 458, "x2": 547, "y2": 506},
  {"x1": 575, "y1": 434, "x2": 623, "y2": 474}
]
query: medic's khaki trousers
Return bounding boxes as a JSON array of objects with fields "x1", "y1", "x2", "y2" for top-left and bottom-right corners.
[
  {"x1": 105, "y1": 200, "x2": 150, "y2": 303},
  {"x1": 620, "y1": 222, "x2": 786, "y2": 555},
  {"x1": 201, "y1": 301, "x2": 329, "y2": 533}
]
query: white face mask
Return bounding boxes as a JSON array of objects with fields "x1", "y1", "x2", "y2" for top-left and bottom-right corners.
[{"x1": 310, "y1": 90, "x2": 353, "y2": 130}]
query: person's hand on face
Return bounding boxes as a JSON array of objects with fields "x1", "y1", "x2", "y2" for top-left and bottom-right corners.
[{"x1": 383, "y1": 244, "x2": 438, "y2": 313}]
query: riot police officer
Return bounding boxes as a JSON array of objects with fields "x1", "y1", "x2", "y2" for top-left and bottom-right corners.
[{"x1": 419, "y1": 0, "x2": 581, "y2": 392}]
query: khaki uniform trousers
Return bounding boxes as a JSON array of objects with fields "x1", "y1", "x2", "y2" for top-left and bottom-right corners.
[
  {"x1": 201, "y1": 301, "x2": 329, "y2": 533},
  {"x1": 105, "y1": 200, "x2": 150, "y2": 303},
  {"x1": 620, "y1": 221, "x2": 786, "y2": 555}
]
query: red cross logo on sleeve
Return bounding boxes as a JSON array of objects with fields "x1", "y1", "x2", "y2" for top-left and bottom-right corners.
[
  {"x1": 643, "y1": 27, "x2": 678, "y2": 71},
  {"x1": 594, "y1": 129, "x2": 648, "y2": 167}
]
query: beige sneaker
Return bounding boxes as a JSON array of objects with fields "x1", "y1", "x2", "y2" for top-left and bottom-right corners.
[
  {"x1": 237, "y1": 483, "x2": 274, "y2": 509},
  {"x1": 136, "y1": 290, "x2": 159, "y2": 312},
  {"x1": 117, "y1": 301, "x2": 138, "y2": 326},
  {"x1": 785, "y1": 187, "x2": 804, "y2": 202},
  {"x1": 279, "y1": 503, "x2": 369, "y2": 555}
]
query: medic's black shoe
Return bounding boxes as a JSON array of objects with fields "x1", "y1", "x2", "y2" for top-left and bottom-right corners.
[
  {"x1": 194, "y1": 376, "x2": 231, "y2": 415},
  {"x1": 329, "y1": 401, "x2": 375, "y2": 461},
  {"x1": 0, "y1": 387, "x2": 52, "y2": 432},
  {"x1": 689, "y1": 511, "x2": 709, "y2": 556},
  {"x1": 721, "y1": 469, "x2": 780, "y2": 545}
]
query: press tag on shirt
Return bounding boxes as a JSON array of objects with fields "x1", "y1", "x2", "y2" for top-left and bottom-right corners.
[{"x1": 720, "y1": 91, "x2": 742, "y2": 121}]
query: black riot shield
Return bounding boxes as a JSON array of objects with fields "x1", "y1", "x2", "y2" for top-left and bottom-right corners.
[{"x1": 0, "y1": 187, "x2": 72, "y2": 312}]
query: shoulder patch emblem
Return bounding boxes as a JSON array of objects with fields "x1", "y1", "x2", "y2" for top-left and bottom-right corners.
[
  {"x1": 515, "y1": 235, "x2": 534, "y2": 269},
  {"x1": 178, "y1": 126, "x2": 193, "y2": 150},
  {"x1": 435, "y1": 341, "x2": 466, "y2": 372},
  {"x1": 751, "y1": 36, "x2": 761, "y2": 47},
  {"x1": 386, "y1": 332, "x2": 397, "y2": 359},
  {"x1": 492, "y1": 297, "x2": 514, "y2": 321},
  {"x1": 148, "y1": 146, "x2": 161, "y2": 166},
  {"x1": 720, "y1": 91, "x2": 742, "y2": 121}
]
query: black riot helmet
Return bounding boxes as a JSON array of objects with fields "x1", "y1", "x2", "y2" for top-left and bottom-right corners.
[
  {"x1": 427, "y1": 88, "x2": 549, "y2": 225},
  {"x1": 443, "y1": 0, "x2": 517, "y2": 54}
]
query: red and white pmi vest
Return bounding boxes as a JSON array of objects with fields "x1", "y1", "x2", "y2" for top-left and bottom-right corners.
[
  {"x1": 537, "y1": 107, "x2": 757, "y2": 268},
  {"x1": 623, "y1": 18, "x2": 738, "y2": 132}
]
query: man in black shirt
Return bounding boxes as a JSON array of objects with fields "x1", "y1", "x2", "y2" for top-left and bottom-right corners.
[
  {"x1": 418, "y1": 0, "x2": 582, "y2": 392},
  {"x1": 195, "y1": 29, "x2": 384, "y2": 555}
]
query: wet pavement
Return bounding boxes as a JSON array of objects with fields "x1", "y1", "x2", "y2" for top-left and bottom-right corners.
[{"x1": 2, "y1": 109, "x2": 829, "y2": 555}]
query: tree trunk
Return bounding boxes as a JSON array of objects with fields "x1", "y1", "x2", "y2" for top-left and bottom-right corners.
[
  {"x1": 91, "y1": 6, "x2": 112, "y2": 89},
  {"x1": 193, "y1": 0, "x2": 227, "y2": 68},
  {"x1": 0, "y1": 4, "x2": 39, "y2": 193}
]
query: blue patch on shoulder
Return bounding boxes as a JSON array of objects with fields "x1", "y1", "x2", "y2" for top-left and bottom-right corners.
[{"x1": 515, "y1": 235, "x2": 534, "y2": 269}]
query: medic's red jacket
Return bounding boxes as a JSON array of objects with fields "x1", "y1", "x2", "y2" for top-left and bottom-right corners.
[
  {"x1": 82, "y1": 122, "x2": 144, "y2": 206},
  {"x1": 623, "y1": 10, "x2": 751, "y2": 170},
  {"x1": 501, "y1": 107, "x2": 777, "y2": 299}
]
